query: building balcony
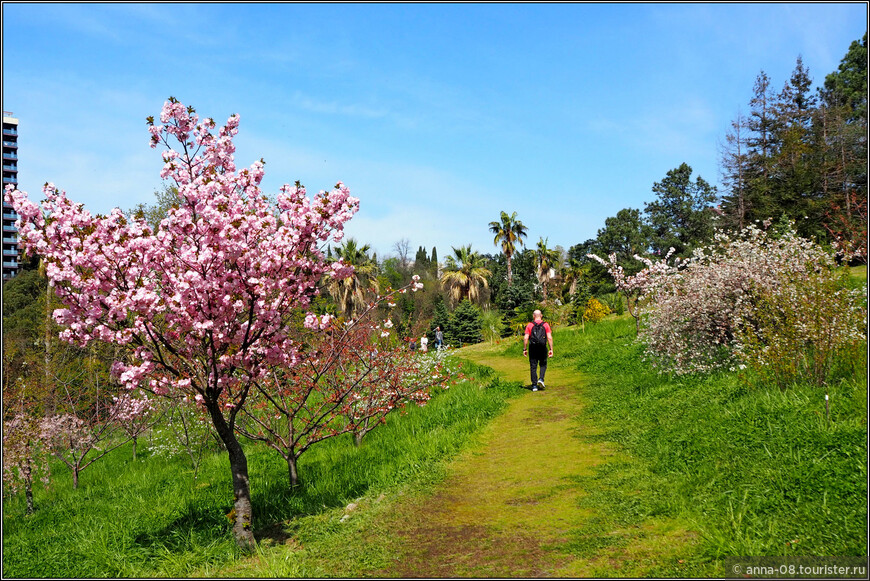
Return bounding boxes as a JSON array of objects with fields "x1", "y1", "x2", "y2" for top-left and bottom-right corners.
[
  {"x1": 3, "y1": 141, "x2": 17, "y2": 149},
  {"x1": 3, "y1": 177, "x2": 17, "y2": 184},
  {"x1": 3, "y1": 224, "x2": 17, "y2": 232},
  {"x1": 3, "y1": 153, "x2": 17, "y2": 160},
  {"x1": 3, "y1": 237, "x2": 17, "y2": 244},
  {"x1": 3, "y1": 261, "x2": 18, "y2": 268},
  {"x1": 3, "y1": 212, "x2": 18, "y2": 220},
  {"x1": 3, "y1": 164, "x2": 17, "y2": 172}
]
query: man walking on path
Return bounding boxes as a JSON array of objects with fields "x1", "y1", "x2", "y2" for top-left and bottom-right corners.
[{"x1": 523, "y1": 310, "x2": 553, "y2": 391}]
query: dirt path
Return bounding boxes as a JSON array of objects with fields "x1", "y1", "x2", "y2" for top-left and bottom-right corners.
[
  {"x1": 368, "y1": 339, "x2": 697, "y2": 578},
  {"x1": 369, "y1": 342, "x2": 606, "y2": 577}
]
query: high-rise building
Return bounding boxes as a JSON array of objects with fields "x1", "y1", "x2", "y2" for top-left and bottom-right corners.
[{"x1": 3, "y1": 111, "x2": 20, "y2": 281}]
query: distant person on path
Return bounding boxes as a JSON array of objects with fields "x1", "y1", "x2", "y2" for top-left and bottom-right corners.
[
  {"x1": 523, "y1": 310, "x2": 553, "y2": 391},
  {"x1": 434, "y1": 326, "x2": 444, "y2": 351},
  {"x1": 420, "y1": 334, "x2": 429, "y2": 353}
]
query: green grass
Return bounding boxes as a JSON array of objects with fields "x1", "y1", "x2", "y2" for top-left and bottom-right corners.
[
  {"x1": 2, "y1": 361, "x2": 524, "y2": 578},
  {"x1": 560, "y1": 316, "x2": 867, "y2": 570},
  {"x1": 4, "y1": 314, "x2": 866, "y2": 577}
]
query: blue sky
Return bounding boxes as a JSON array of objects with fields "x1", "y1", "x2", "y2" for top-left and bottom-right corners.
[{"x1": 3, "y1": 2, "x2": 867, "y2": 259}]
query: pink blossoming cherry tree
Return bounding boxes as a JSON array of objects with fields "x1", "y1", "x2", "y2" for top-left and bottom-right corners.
[{"x1": 5, "y1": 97, "x2": 359, "y2": 550}]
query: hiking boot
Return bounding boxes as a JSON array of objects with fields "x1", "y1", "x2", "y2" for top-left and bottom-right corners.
[{"x1": 537, "y1": 379, "x2": 545, "y2": 390}]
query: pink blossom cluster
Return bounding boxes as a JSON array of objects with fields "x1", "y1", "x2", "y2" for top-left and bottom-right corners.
[
  {"x1": 109, "y1": 392, "x2": 158, "y2": 443},
  {"x1": 5, "y1": 98, "x2": 359, "y2": 411},
  {"x1": 2, "y1": 414, "x2": 52, "y2": 496}
]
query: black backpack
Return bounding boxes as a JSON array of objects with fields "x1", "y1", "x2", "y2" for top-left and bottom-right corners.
[{"x1": 529, "y1": 321, "x2": 547, "y2": 348}]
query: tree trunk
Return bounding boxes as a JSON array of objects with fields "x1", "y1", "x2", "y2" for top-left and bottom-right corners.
[
  {"x1": 207, "y1": 405, "x2": 256, "y2": 552},
  {"x1": 287, "y1": 454, "x2": 301, "y2": 488},
  {"x1": 627, "y1": 295, "x2": 641, "y2": 335},
  {"x1": 506, "y1": 254, "x2": 513, "y2": 287},
  {"x1": 23, "y1": 462, "x2": 34, "y2": 515}
]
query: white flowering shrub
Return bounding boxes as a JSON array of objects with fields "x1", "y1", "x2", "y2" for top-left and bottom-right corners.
[{"x1": 637, "y1": 224, "x2": 867, "y2": 381}]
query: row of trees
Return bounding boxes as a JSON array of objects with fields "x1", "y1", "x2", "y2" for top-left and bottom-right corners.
[{"x1": 719, "y1": 37, "x2": 866, "y2": 251}]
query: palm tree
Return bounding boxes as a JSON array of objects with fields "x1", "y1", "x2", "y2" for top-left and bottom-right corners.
[
  {"x1": 488, "y1": 211, "x2": 528, "y2": 287},
  {"x1": 535, "y1": 237, "x2": 562, "y2": 302},
  {"x1": 326, "y1": 239, "x2": 380, "y2": 318},
  {"x1": 562, "y1": 257, "x2": 588, "y2": 298},
  {"x1": 440, "y1": 245, "x2": 492, "y2": 306}
]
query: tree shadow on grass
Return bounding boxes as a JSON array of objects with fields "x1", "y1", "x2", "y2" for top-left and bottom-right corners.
[
  {"x1": 248, "y1": 447, "x2": 376, "y2": 540},
  {"x1": 132, "y1": 502, "x2": 232, "y2": 552}
]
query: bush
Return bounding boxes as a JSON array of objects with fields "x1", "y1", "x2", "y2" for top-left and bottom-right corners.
[
  {"x1": 639, "y1": 224, "x2": 867, "y2": 377},
  {"x1": 735, "y1": 268, "x2": 867, "y2": 389},
  {"x1": 582, "y1": 298, "x2": 611, "y2": 324},
  {"x1": 479, "y1": 308, "x2": 510, "y2": 343},
  {"x1": 449, "y1": 300, "x2": 483, "y2": 346},
  {"x1": 601, "y1": 292, "x2": 624, "y2": 316}
]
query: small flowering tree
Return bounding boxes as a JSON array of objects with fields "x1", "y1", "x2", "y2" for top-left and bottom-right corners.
[
  {"x1": 345, "y1": 282, "x2": 451, "y2": 446},
  {"x1": 38, "y1": 413, "x2": 98, "y2": 489},
  {"x1": 2, "y1": 412, "x2": 52, "y2": 515},
  {"x1": 5, "y1": 97, "x2": 359, "y2": 550},
  {"x1": 235, "y1": 277, "x2": 450, "y2": 486},
  {"x1": 110, "y1": 392, "x2": 158, "y2": 460},
  {"x1": 147, "y1": 396, "x2": 221, "y2": 480},
  {"x1": 587, "y1": 249, "x2": 677, "y2": 334}
]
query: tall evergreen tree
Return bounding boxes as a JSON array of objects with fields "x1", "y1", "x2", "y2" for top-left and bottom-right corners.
[
  {"x1": 595, "y1": 208, "x2": 651, "y2": 270},
  {"x1": 769, "y1": 56, "x2": 822, "y2": 238},
  {"x1": 719, "y1": 109, "x2": 752, "y2": 231},
  {"x1": 822, "y1": 34, "x2": 867, "y2": 118},
  {"x1": 744, "y1": 70, "x2": 778, "y2": 223},
  {"x1": 413, "y1": 245, "x2": 430, "y2": 276},
  {"x1": 430, "y1": 246, "x2": 438, "y2": 278},
  {"x1": 817, "y1": 33, "x2": 868, "y2": 260},
  {"x1": 644, "y1": 163, "x2": 717, "y2": 257}
]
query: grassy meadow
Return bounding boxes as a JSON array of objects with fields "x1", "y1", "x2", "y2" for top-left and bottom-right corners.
[
  {"x1": 2, "y1": 361, "x2": 525, "y2": 578},
  {"x1": 2, "y1": 303, "x2": 867, "y2": 577},
  {"x1": 546, "y1": 317, "x2": 867, "y2": 563}
]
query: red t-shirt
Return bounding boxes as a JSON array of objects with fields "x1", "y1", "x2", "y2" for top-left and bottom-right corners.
[{"x1": 524, "y1": 321, "x2": 551, "y2": 340}]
